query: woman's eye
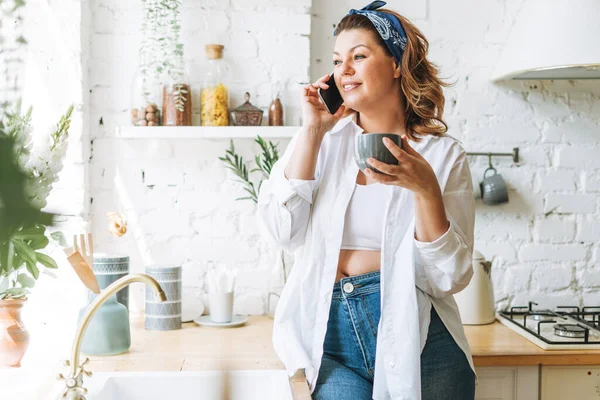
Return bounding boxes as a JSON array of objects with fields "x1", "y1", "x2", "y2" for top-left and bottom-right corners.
[
  {"x1": 333, "y1": 60, "x2": 341, "y2": 65},
  {"x1": 355, "y1": 54, "x2": 365, "y2": 60}
]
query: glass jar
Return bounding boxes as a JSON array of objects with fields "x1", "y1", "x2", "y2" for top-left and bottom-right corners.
[
  {"x1": 201, "y1": 44, "x2": 230, "y2": 126},
  {"x1": 162, "y1": 69, "x2": 192, "y2": 126},
  {"x1": 130, "y1": 65, "x2": 161, "y2": 126}
]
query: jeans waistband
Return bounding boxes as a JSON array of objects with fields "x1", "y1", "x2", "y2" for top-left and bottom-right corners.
[{"x1": 332, "y1": 271, "x2": 380, "y2": 299}]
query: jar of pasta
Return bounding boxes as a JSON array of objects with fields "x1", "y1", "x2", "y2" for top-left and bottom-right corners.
[{"x1": 201, "y1": 44, "x2": 230, "y2": 126}]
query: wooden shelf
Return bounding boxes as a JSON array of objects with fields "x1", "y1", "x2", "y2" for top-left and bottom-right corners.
[{"x1": 116, "y1": 126, "x2": 299, "y2": 139}]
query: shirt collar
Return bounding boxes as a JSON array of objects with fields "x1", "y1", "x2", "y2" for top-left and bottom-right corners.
[{"x1": 329, "y1": 112, "x2": 435, "y2": 152}]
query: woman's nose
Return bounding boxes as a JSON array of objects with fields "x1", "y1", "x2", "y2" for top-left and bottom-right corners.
[{"x1": 340, "y1": 62, "x2": 354, "y2": 76}]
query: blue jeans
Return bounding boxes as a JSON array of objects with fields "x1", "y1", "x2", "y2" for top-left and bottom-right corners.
[{"x1": 313, "y1": 271, "x2": 475, "y2": 400}]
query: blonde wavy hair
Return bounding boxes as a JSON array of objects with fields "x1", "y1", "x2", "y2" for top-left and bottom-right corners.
[{"x1": 335, "y1": 9, "x2": 450, "y2": 140}]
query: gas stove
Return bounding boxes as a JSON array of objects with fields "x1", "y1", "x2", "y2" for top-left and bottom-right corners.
[{"x1": 496, "y1": 301, "x2": 600, "y2": 350}]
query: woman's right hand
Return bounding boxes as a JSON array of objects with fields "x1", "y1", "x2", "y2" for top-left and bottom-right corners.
[{"x1": 301, "y1": 74, "x2": 348, "y2": 140}]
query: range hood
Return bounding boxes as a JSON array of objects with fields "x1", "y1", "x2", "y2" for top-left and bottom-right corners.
[{"x1": 492, "y1": 0, "x2": 600, "y2": 80}]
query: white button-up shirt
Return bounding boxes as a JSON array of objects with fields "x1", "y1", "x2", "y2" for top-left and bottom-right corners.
[{"x1": 257, "y1": 114, "x2": 476, "y2": 400}]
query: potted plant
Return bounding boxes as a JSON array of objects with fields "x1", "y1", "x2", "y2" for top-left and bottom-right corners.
[
  {"x1": 136, "y1": 0, "x2": 191, "y2": 127},
  {"x1": 0, "y1": 103, "x2": 73, "y2": 367},
  {"x1": 219, "y1": 136, "x2": 289, "y2": 316},
  {"x1": 0, "y1": 0, "x2": 74, "y2": 367}
]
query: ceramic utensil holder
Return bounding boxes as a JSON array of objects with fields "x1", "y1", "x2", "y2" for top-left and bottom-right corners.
[
  {"x1": 145, "y1": 265, "x2": 182, "y2": 331},
  {"x1": 92, "y1": 253, "x2": 130, "y2": 310}
]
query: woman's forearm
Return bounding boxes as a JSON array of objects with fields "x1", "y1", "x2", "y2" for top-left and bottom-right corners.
[
  {"x1": 284, "y1": 126, "x2": 325, "y2": 180},
  {"x1": 414, "y1": 189, "x2": 450, "y2": 243}
]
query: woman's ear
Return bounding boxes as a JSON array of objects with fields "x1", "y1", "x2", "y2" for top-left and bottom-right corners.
[{"x1": 393, "y1": 61, "x2": 401, "y2": 79}]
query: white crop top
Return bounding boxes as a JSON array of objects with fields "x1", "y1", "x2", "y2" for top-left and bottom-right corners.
[{"x1": 340, "y1": 182, "x2": 390, "y2": 251}]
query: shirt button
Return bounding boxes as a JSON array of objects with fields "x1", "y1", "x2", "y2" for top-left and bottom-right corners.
[
  {"x1": 343, "y1": 282, "x2": 354, "y2": 294},
  {"x1": 388, "y1": 361, "x2": 395, "y2": 369}
]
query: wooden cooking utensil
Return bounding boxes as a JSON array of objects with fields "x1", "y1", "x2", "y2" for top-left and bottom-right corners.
[{"x1": 63, "y1": 248, "x2": 100, "y2": 294}]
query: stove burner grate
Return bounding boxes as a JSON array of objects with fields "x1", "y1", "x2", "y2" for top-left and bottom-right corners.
[{"x1": 553, "y1": 323, "x2": 588, "y2": 339}]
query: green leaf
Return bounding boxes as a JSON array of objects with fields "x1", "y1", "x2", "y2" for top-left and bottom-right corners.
[
  {"x1": 6, "y1": 288, "x2": 28, "y2": 299},
  {"x1": 5, "y1": 241, "x2": 15, "y2": 273},
  {"x1": 17, "y1": 273, "x2": 35, "y2": 288},
  {"x1": 42, "y1": 269, "x2": 57, "y2": 279},
  {"x1": 13, "y1": 226, "x2": 45, "y2": 239},
  {"x1": 50, "y1": 231, "x2": 68, "y2": 247},
  {"x1": 28, "y1": 235, "x2": 49, "y2": 250},
  {"x1": 35, "y1": 252, "x2": 58, "y2": 269},
  {"x1": 0, "y1": 277, "x2": 9, "y2": 293},
  {"x1": 12, "y1": 239, "x2": 37, "y2": 266},
  {"x1": 26, "y1": 261, "x2": 39, "y2": 280},
  {"x1": 0, "y1": 245, "x2": 6, "y2": 275}
]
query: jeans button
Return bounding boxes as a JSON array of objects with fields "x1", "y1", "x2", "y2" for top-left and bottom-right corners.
[{"x1": 343, "y1": 282, "x2": 354, "y2": 294}]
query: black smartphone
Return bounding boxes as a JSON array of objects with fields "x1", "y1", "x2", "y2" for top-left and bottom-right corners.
[{"x1": 317, "y1": 72, "x2": 344, "y2": 114}]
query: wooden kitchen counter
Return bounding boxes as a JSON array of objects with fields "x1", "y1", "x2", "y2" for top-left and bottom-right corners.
[
  {"x1": 465, "y1": 321, "x2": 600, "y2": 366},
  {"x1": 88, "y1": 316, "x2": 600, "y2": 374}
]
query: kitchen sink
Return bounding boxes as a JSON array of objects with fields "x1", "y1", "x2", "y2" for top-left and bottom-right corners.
[{"x1": 84, "y1": 370, "x2": 294, "y2": 400}]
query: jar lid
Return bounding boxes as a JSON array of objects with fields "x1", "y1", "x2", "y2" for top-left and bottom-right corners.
[
  {"x1": 205, "y1": 44, "x2": 224, "y2": 60},
  {"x1": 232, "y1": 92, "x2": 262, "y2": 114}
]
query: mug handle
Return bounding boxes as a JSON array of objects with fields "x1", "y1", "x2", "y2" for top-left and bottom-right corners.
[{"x1": 483, "y1": 167, "x2": 497, "y2": 179}]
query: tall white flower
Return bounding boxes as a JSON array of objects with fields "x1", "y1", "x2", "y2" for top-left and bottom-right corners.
[{"x1": 10, "y1": 105, "x2": 74, "y2": 210}]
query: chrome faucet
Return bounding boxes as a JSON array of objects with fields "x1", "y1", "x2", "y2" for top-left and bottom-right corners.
[{"x1": 56, "y1": 273, "x2": 167, "y2": 400}]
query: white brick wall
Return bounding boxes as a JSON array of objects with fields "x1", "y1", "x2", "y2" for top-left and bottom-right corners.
[
  {"x1": 21, "y1": 0, "x2": 600, "y2": 318},
  {"x1": 88, "y1": 0, "x2": 309, "y2": 314}
]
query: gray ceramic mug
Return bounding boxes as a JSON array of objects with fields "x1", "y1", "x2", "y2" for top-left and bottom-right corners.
[
  {"x1": 355, "y1": 133, "x2": 402, "y2": 174},
  {"x1": 480, "y1": 167, "x2": 509, "y2": 205}
]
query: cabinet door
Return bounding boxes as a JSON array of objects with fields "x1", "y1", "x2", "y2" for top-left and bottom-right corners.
[
  {"x1": 475, "y1": 366, "x2": 538, "y2": 400},
  {"x1": 542, "y1": 366, "x2": 600, "y2": 400}
]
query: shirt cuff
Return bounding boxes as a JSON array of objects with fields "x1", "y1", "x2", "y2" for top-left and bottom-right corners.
[
  {"x1": 413, "y1": 219, "x2": 455, "y2": 263},
  {"x1": 268, "y1": 168, "x2": 318, "y2": 205}
]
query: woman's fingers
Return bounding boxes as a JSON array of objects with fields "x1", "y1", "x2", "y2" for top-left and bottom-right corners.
[
  {"x1": 306, "y1": 97, "x2": 327, "y2": 111},
  {"x1": 367, "y1": 158, "x2": 402, "y2": 176},
  {"x1": 317, "y1": 73, "x2": 330, "y2": 83}
]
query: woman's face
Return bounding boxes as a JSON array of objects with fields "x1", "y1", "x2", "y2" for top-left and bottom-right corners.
[{"x1": 333, "y1": 28, "x2": 400, "y2": 112}]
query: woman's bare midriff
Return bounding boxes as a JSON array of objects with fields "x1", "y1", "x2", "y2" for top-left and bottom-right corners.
[{"x1": 336, "y1": 170, "x2": 381, "y2": 283}]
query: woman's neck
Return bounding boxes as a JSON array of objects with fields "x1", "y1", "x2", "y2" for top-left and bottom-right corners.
[{"x1": 357, "y1": 91, "x2": 407, "y2": 135}]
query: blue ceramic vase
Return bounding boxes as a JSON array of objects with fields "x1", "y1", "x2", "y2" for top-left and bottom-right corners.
[{"x1": 78, "y1": 292, "x2": 130, "y2": 356}]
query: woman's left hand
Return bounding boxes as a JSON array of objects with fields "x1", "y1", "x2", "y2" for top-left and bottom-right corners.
[{"x1": 365, "y1": 135, "x2": 441, "y2": 199}]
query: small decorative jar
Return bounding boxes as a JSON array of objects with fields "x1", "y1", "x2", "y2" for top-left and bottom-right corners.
[
  {"x1": 130, "y1": 65, "x2": 161, "y2": 126},
  {"x1": 201, "y1": 44, "x2": 230, "y2": 126},
  {"x1": 230, "y1": 92, "x2": 263, "y2": 126}
]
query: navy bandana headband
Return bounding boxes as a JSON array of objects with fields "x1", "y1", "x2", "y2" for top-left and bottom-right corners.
[{"x1": 335, "y1": 0, "x2": 408, "y2": 65}]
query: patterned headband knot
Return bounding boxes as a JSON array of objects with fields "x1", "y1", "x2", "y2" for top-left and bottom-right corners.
[{"x1": 335, "y1": 0, "x2": 407, "y2": 65}]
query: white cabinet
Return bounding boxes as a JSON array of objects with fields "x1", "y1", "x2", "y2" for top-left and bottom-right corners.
[
  {"x1": 475, "y1": 366, "x2": 539, "y2": 400},
  {"x1": 541, "y1": 365, "x2": 600, "y2": 400}
]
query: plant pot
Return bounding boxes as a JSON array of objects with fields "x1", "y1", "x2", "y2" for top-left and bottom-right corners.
[{"x1": 0, "y1": 299, "x2": 30, "y2": 367}]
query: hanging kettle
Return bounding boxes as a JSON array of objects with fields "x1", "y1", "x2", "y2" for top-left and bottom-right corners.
[{"x1": 454, "y1": 250, "x2": 496, "y2": 325}]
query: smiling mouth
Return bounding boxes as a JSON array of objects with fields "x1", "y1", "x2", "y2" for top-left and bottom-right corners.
[{"x1": 342, "y1": 83, "x2": 361, "y2": 92}]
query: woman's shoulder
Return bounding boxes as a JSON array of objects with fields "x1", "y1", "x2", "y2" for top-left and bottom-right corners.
[{"x1": 420, "y1": 132, "x2": 467, "y2": 158}]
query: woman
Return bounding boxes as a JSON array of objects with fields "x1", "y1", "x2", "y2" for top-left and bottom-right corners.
[{"x1": 257, "y1": 1, "x2": 476, "y2": 399}]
